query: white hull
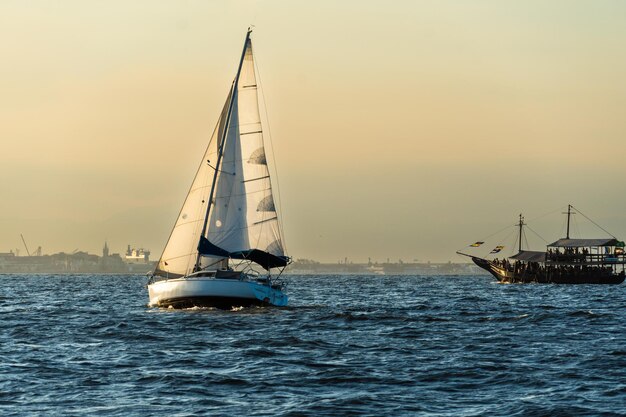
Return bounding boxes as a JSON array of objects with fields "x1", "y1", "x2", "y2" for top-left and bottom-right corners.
[{"x1": 148, "y1": 277, "x2": 288, "y2": 309}]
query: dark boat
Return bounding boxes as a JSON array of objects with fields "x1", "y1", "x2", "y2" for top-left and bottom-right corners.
[{"x1": 458, "y1": 205, "x2": 625, "y2": 284}]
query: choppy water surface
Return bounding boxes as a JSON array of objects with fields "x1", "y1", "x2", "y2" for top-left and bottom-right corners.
[{"x1": 1, "y1": 274, "x2": 625, "y2": 416}]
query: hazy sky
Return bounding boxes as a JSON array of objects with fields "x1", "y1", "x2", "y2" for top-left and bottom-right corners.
[{"x1": 1, "y1": 0, "x2": 625, "y2": 262}]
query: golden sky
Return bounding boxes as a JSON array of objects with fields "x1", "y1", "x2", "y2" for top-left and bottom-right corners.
[{"x1": 1, "y1": 0, "x2": 625, "y2": 262}]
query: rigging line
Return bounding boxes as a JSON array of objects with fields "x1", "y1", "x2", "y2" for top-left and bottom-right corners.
[
  {"x1": 523, "y1": 230, "x2": 530, "y2": 251},
  {"x1": 457, "y1": 219, "x2": 517, "y2": 252},
  {"x1": 197, "y1": 31, "x2": 251, "y2": 272},
  {"x1": 456, "y1": 223, "x2": 515, "y2": 253},
  {"x1": 162, "y1": 250, "x2": 210, "y2": 262},
  {"x1": 174, "y1": 219, "x2": 204, "y2": 228},
  {"x1": 512, "y1": 233, "x2": 519, "y2": 256},
  {"x1": 253, "y1": 54, "x2": 288, "y2": 253},
  {"x1": 502, "y1": 228, "x2": 517, "y2": 257},
  {"x1": 559, "y1": 215, "x2": 567, "y2": 238},
  {"x1": 476, "y1": 228, "x2": 516, "y2": 258},
  {"x1": 206, "y1": 161, "x2": 236, "y2": 176},
  {"x1": 230, "y1": 258, "x2": 246, "y2": 269},
  {"x1": 524, "y1": 224, "x2": 548, "y2": 244},
  {"x1": 197, "y1": 257, "x2": 224, "y2": 272},
  {"x1": 526, "y1": 206, "x2": 565, "y2": 223},
  {"x1": 571, "y1": 205, "x2": 616, "y2": 238},
  {"x1": 572, "y1": 215, "x2": 580, "y2": 239},
  {"x1": 153, "y1": 98, "x2": 223, "y2": 271}
]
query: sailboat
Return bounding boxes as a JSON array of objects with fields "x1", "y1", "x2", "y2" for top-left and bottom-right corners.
[{"x1": 148, "y1": 29, "x2": 291, "y2": 308}]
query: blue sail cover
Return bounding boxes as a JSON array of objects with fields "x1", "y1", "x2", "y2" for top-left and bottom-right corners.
[{"x1": 198, "y1": 237, "x2": 289, "y2": 270}]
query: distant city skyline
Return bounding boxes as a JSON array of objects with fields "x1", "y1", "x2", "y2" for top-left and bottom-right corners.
[{"x1": 1, "y1": 1, "x2": 625, "y2": 262}]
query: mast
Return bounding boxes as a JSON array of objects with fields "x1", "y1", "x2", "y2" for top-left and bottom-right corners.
[
  {"x1": 566, "y1": 204, "x2": 572, "y2": 239},
  {"x1": 518, "y1": 214, "x2": 524, "y2": 252},
  {"x1": 194, "y1": 28, "x2": 253, "y2": 271}
]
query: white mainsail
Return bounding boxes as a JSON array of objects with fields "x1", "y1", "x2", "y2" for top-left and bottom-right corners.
[
  {"x1": 155, "y1": 34, "x2": 285, "y2": 278},
  {"x1": 208, "y1": 39, "x2": 284, "y2": 258}
]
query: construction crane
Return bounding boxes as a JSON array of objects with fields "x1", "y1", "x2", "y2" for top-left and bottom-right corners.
[{"x1": 20, "y1": 234, "x2": 31, "y2": 257}]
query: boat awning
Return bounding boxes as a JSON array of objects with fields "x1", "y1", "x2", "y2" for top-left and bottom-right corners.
[
  {"x1": 198, "y1": 237, "x2": 289, "y2": 270},
  {"x1": 230, "y1": 249, "x2": 290, "y2": 270},
  {"x1": 547, "y1": 238, "x2": 620, "y2": 248},
  {"x1": 509, "y1": 250, "x2": 546, "y2": 263}
]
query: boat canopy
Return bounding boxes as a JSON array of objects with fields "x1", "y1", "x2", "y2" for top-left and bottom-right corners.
[
  {"x1": 198, "y1": 237, "x2": 289, "y2": 270},
  {"x1": 547, "y1": 238, "x2": 621, "y2": 248},
  {"x1": 509, "y1": 250, "x2": 546, "y2": 263}
]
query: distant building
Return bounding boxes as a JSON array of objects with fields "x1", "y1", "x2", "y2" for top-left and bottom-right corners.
[
  {"x1": 125, "y1": 245, "x2": 150, "y2": 264},
  {"x1": 0, "y1": 243, "x2": 155, "y2": 274}
]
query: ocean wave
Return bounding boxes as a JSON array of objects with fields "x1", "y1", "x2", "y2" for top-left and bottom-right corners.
[{"x1": 1, "y1": 274, "x2": 625, "y2": 416}]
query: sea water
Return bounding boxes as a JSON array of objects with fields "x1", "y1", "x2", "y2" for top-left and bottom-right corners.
[{"x1": 1, "y1": 274, "x2": 625, "y2": 416}]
